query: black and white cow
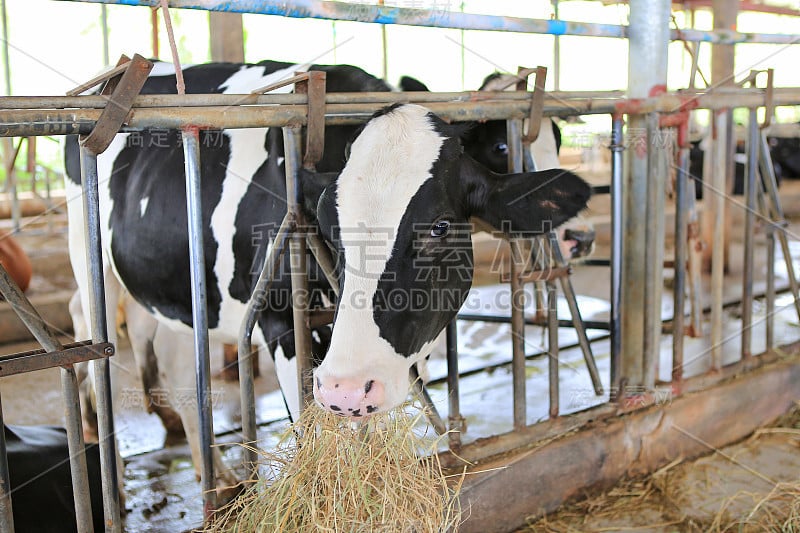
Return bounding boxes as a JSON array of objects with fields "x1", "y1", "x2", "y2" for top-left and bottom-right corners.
[{"x1": 65, "y1": 61, "x2": 590, "y2": 488}]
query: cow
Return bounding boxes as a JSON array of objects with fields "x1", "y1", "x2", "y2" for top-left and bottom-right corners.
[
  {"x1": 65, "y1": 61, "x2": 590, "y2": 490},
  {"x1": 400, "y1": 72, "x2": 595, "y2": 260},
  {"x1": 687, "y1": 130, "x2": 800, "y2": 200},
  {"x1": 0, "y1": 231, "x2": 32, "y2": 295}
]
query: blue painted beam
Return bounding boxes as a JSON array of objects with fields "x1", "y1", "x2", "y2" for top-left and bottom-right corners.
[{"x1": 57, "y1": 0, "x2": 800, "y2": 45}]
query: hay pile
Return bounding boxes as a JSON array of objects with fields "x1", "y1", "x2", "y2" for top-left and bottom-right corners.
[{"x1": 208, "y1": 404, "x2": 463, "y2": 532}]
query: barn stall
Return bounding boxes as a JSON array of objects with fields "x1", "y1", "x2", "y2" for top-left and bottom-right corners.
[{"x1": 0, "y1": 0, "x2": 800, "y2": 531}]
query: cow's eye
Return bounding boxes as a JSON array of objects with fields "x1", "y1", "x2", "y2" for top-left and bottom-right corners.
[
  {"x1": 430, "y1": 220, "x2": 450, "y2": 238},
  {"x1": 493, "y1": 142, "x2": 508, "y2": 154}
]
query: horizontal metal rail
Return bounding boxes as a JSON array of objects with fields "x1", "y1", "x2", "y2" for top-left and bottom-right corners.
[
  {"x1": 56, "y1": 0, "x2": 800, "y2": 45},
  {"x1": 2, "y1": 87, "x2": 800, "y2": 137},
  {"x1": 0, "y1": 341, "x2": 114, "y2": 377}
]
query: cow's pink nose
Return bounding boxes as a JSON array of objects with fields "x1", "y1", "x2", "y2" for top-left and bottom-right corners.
[{"x1": 313, "y1": 375, "x2": 385, "y2": 417}]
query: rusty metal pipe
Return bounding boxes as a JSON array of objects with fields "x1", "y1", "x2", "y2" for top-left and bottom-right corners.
[
  {"x1": 547, "y1": 280, "x2": 559, "y2": 419},
  {"x1": 78, "y1": 148, "x2": 121, "y2": 531},
  {"x1": 741, "y1": 109, "x2": 759, "y2": 360},
  {"x1": 672, "y1": 138, "x2": 690, "y2": 382},
  {"x1": 5, "y1": 89, "x2": 800, "y2": 137},
  {"x1": 283, "y1": 126, "x2": 314, "y2": 412}
]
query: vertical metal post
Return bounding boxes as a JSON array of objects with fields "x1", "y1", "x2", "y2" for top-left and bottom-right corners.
[
  {"x1": 283, "y1": 126, "x2": 314, "y2": 411},
  {"x1": 509, "y1": 240, "x2": 527, "y2": 430},
  {"x1": 672, "y1": 128, "x2": 690, "y2": 382},
  {"x1": 709, "y1": 110, "x2": 727, "y2": 371},
  {"x1": 642, "y1": 112, "x2": 666, "y2": 390},
  {"x1": 741, "y1": 109, "x2": 758, "y2": 361},
  {"x1": 79, "y1": 148, "x2": 121, "y2": 531},
  {"x1": 0, "y1": 0, "x2": 9, "y2": 98},
  {"x1": 547, "y1": 280, "x2": 559, "y2": 418},
  {"x1": 180, "y1": 128, "x2": 216, "y2": 515},
  {"x1": 609, "y1": 115, "x2": 624, "y2": 398},
  {"x1": 0, "y1": 392, "x2": 14, "y2": 533},
  {"x1": 446, "y1": 320, "x2": 463, "y2": 451},
  {"x1": 507, "y1": 118, "x2": 526, "y2": 429},
  {"x1": 624, "y1": 0, "x2": 669, "y2": 392},
  {"x1": 764, "y1": 168, "x2": 775, "y2": 350},
  {"x1": 552, "y1": 0, "x2": 560, "y2": 92},
  {"x1": 100, "y1": 5, "x2": 110, "y2": 67},
  {"x1": 238, "y1": 215, "x2": 293, "y2": 478}
]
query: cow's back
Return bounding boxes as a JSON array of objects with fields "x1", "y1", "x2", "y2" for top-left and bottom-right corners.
[{"x1": 64, "y1": 60, "x2": 389, "y2": 343}]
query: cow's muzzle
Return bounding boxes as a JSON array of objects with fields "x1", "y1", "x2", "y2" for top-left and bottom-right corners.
[
  {"x1": 313, "y1": 375, "x2": 386, "y2": 417},
  {"x1": 562, "y1": 228, "x2": 596, "y2": 259}
]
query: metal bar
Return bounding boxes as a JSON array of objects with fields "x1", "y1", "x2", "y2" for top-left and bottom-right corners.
[
  {"x1": 408, "y1": 366, "x2": 447, "y2": 436},
  {"x1": 0, "y1": 342, "x2": 113, "y2": 377},
  {"x1": 61, "y1": 366, "x2": 95, "y2": 533},
  {"x1": 100, "y1": 5, "x2": 110, "y2": 66},
  {"x1": 609, "y1": 115, "x2": 623, "y2": 398},
  {"x1": 741, "y1": 109, "x2": 758, "y2": 361},
  {"x1": 758, "y1": 129, "x2": 800, "y2": 322},
  {"x1": 66, "y1": 63, "x2": 130, "y2": 97},
  {"x1": 0, "y1": 391, "x2": 13, "y2": 533},
  {"x1": 78, "y1": 148, "x2": 121, "y2": 531},
  {"x1": 547, "y1": 280, "x2": 559, "y2": 419},
  {"x1": 445, "y1": 320, "x2": 463, "y2": 451},
  {"x1": 507, "y1": 117, "x2": 527, "y2": 431},
  {"x1": 0, "y1": 0, "x2": 9, "y2": 97},
  {"x1": 672, "y1": 137, "x2": 689, "y2": 382},
  {"x1": 181, "y1": 128, "x2": 216, "y2": 515},
  {"x1": 762, "y1": 150, "x2": 775, "y2": 351},
  {"x1": 499, "y1": 265, "x2": 571, "y2": 283},
  {"x1": 53, "y1": 0, "x2": 800, "y2": 44},
  {"x1": 547, "y1": 235, "x2": 603, "y2": 395},
  {"x1": 457, "y1": 313, "x2": 610, "y2": 331},
  {"x1": 283, "y1": 126, "x2": 314, "y2": 411},
  {"x1": 305, "y1": 230, "x2": 339, "y2": 297},
  {"x1": 8, "y1": 86, "x2": 799, "y2": 110},
  {"x1": 6, "y1": 88, "x2": 800, "y2": 137},
  {"x1": 509, "y1": 239, "x2": 527, "y2": 430},
  {"x1": 237, "y1": 213, "x2": 293, "y2": 478},
  {"x1": 642, "y1": 112, "x2": 665, "y2": 390},
  {"x1": 766, "y1": 221, "x2": 775, "y2": 350},
  {"x1": 709, "y1": 110, "x2": 727, "y2": 371}
]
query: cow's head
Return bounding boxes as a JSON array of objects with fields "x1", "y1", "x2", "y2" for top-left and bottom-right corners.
[
  {"x1": 312, "y1": 104, "x2": 591, "y2": 416},
  {"x1": 401, "y1": 73, "x2": 595, "y2": 261}
]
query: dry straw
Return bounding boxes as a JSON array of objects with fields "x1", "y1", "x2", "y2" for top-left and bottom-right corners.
[{"x1": 207, "y1": 403, "x2": 464, "y2": 533}]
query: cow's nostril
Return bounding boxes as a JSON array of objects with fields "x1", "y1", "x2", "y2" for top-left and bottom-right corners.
[{"x1": 364, "y1": 380, "x2": 374, "y2": 394}]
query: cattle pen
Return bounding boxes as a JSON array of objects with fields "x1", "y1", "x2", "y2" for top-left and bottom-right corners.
[{"x1": 1, "y1": 1, "x2": 800, "y2": 531}]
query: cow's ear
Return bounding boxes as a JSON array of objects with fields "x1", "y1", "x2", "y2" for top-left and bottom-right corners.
[
  {"x1": 461, "y1": 156, "x2": 591, "y2": 235},
  {"x1": 300, "y1": 169, "x2": 337, "y2": 222},
  {"x1": 398, "y1": 75, "x2": 429, "y2": 92}
]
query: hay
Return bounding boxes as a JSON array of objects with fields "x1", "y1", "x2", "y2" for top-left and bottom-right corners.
[{"x1": 207, "y1": 404, "x2": 463, "y2": 533}]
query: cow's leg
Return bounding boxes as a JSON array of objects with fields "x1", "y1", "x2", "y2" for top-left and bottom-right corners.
[
  {"x1": 120, "y1": 294, "x2": 185, "y2": 439},
  {"x1": 151, "y1": 326, "x2": 238, "y2": 490}
]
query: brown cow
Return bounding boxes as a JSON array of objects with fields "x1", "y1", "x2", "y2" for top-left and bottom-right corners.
[{"x1": 0, "y1": 231, "x2": 32, "y2": 294}]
